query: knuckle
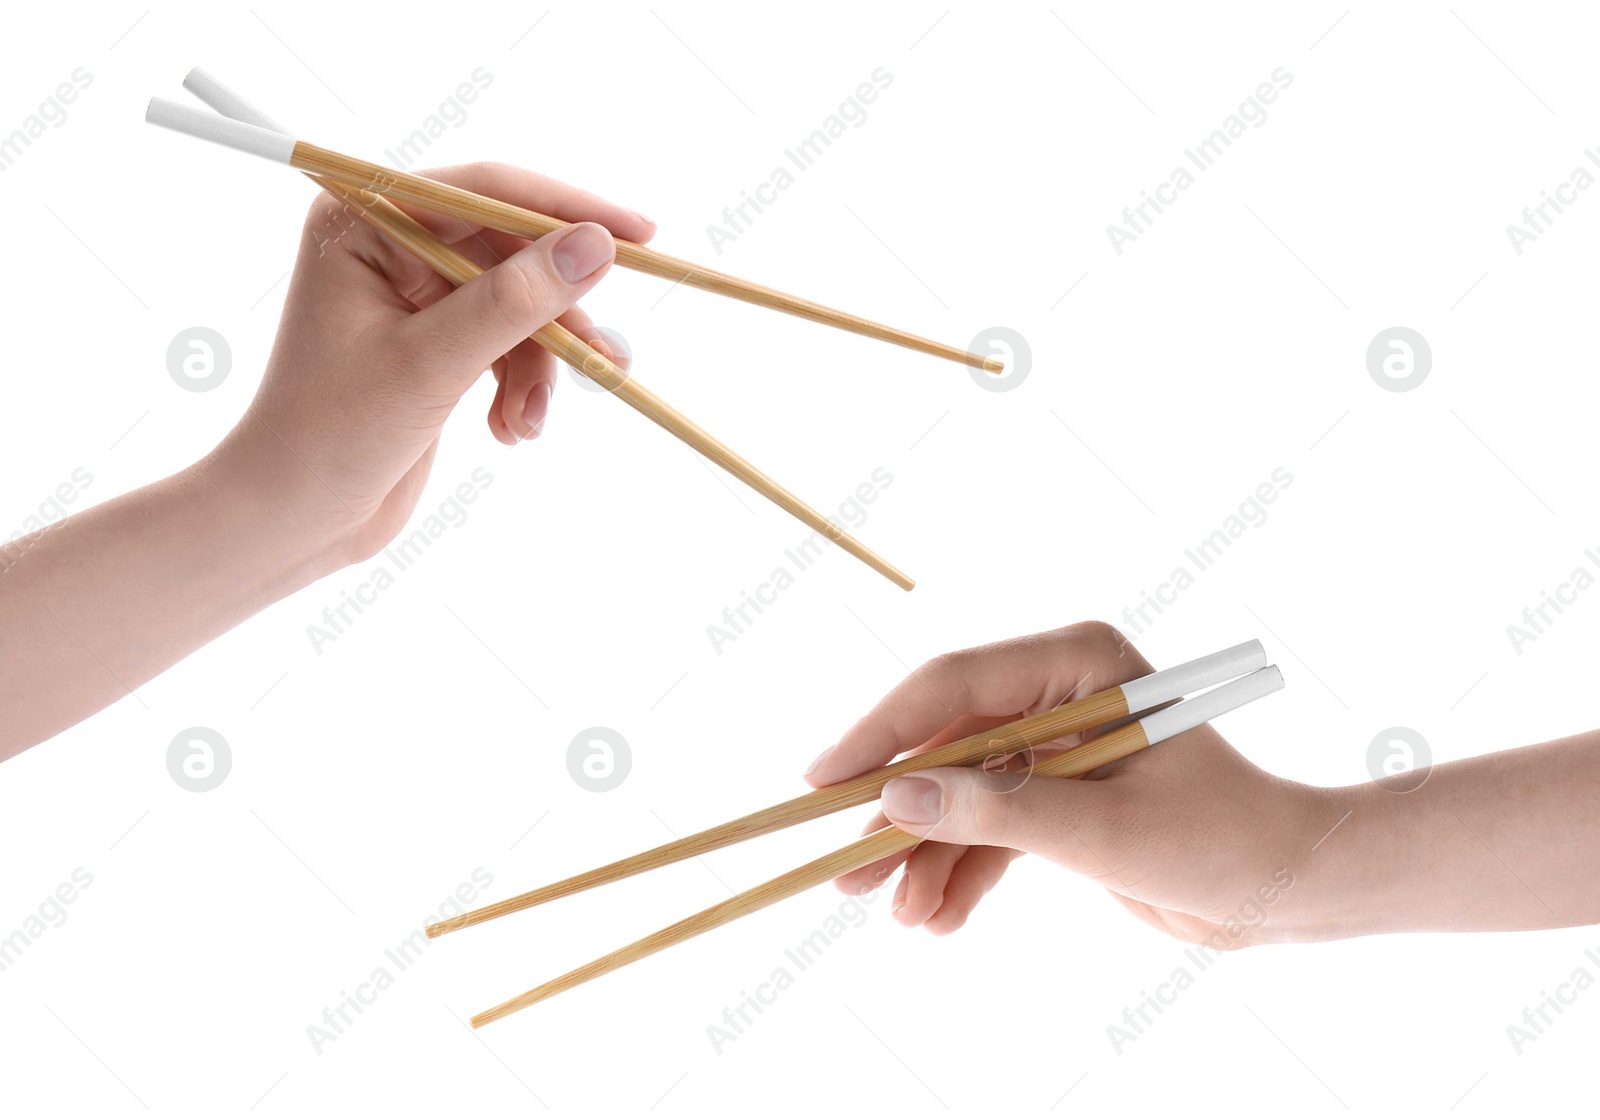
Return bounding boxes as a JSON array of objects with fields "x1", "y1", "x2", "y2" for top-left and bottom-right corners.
[
  {"x1": 304, "y1": 190, "x2": 341, "y2": 228},
  {"x1": 923, "y1": 647, "x2": 975, "y2": 684},
  {"x1": 961, "y1": 777, "x2": 1014, "y2": 838},
  {"x1": 1060, "y1": 620, "x2": 1152, "y2": 690},
  {"x1": 486, "y1": 259, "x2": 556, "y2": 321},
  {"x1": 1070, "y1": 619, "x2": 1126, "y2": 652},
  {"x1": 302, "y1": 192, "x2": 351, "y2": 249},
  {"x1": 920, "y1": 650, "x2": 959, "y2": 679},
  {"x1": 916, "y1": 651, "x2": 971, "y2": 710}
]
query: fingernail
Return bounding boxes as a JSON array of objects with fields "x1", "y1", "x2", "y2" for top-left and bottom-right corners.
[
  {"x1": 551, "y1": 223, "x2": 614, "y2": 283},
  {"x1": 891, "y1": 873, "x2": 909, "y2": 916},
  {"x1": 522, "y1": 382, "x2": 551, "y2": 436},
  {"x1": 591, "y1": 335, "x2": 629, "y2": 372},
  {"x1": 882, "y1": 777, "x2": 942, "y2": 825},
  {"x1": 804, "y1": 747, "x2": 832, "y2": 777},
  {"x1": 629, "y1": 209, "x2": 654, "y2": 227}
]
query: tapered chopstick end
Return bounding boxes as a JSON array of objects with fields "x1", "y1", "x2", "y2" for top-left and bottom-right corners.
[{"x1": 981, "y1": 356, "x2": 1005, "y2": 374}]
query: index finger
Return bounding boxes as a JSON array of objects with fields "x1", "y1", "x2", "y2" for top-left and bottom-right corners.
[{"x1": 805, "y1": 621, "x2": 1153, "y2": 788}]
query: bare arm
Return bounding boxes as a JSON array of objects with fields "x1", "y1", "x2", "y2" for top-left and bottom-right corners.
[
  {"x1": 808, "y1": 622, "x2": 1600, "y2": 942},
  {"x1": 0, "y1": 450, "x2": 343, "y2": 754},
  {"x1": 1, "y1": 163, "x2": 652, "y2": 761},
  {"x1": 1284, "y1": 733, "x2": 1600, "y2": 939}
]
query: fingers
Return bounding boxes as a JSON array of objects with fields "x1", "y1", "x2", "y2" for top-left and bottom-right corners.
[
  {"x1": 894, "y1": 841, "x2": 969, "y2": 927},
  {"x1": 487, "y1": 339, "x2": 554, "y2": 444},
  {"x1": 388, "y1": 223, "x2": 616, "y2": 401},
  {"x1": 487, "y1": 306, "x2": 629, "y2": 444},
  {"x1": 300, "y1": 163, "x2": 654, "y2": 320},
  {"x1": 501, "y1": 341, "x2": 552, "y2": 443},
  {"x1": 879, "y1": 766, "x2": 1121, "y2": 872},
  {"x1": 555, "y1": 305, "x2": 626, "y2": 372},
  {"x1": 923, "y1": 847, "x2": 1016, "y2": 935},
  {"x1": 859, "y1": 834, "x2": 1014, "y2": 933},
  {"x1": 396, "y1": 161, "x2": 657, "y2": 246},
  {"x1": 806, "y1": 622, "x2": 1152, "y2": 788},
  {"x1": 486, "y1": 358, "x2": 514, "y2": 445}
]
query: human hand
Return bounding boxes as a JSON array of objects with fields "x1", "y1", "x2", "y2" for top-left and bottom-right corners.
[
  {"x1": 0, "y1": 164, "x2": 656, "y2": 757},
  {"x1": 805, "y1": 622, "x2": 1325, "y2": 944},
  {"x1": 210, "y1": 162, "x2": 655, "y2": 570}
]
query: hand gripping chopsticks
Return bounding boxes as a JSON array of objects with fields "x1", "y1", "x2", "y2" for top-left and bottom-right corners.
[
  {"x1": 144, "y1": 94, "x2": 997, "y2": 371},
  {"x1": 472, "y1": 660, "x2": 1284, "y2": 1025},
  {"x1": 147, "y1": 74, "x2": 912, "y2": 589},
  {"x1": 428, "y1": 639, "x2": 1268, "y2": 938}
]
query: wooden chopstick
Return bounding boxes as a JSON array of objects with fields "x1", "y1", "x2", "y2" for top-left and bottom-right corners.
[
  {"x1": 147, "y1": 97, "x2": 999, "y2": 372},
  {"x1": 427, "y1": 640, "x2": 1266, "y2": 938},
  {"x1": 159, "y1": 81, "x2": 912, "y2": 591},
  {"x1": 469, "y1": 664, "x2": 1284, "y2": 1026}
]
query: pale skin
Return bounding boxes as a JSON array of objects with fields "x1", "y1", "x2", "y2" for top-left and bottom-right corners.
[
  {"x1": 0, "y1": 163, "x2": 653, "y2": 760},
  {"x1": 5, "y1": 180, "x2": 1596, "y2": 952},
  {"x1": 807, "y1": 621, "x2": 1600, "y2": 944}
]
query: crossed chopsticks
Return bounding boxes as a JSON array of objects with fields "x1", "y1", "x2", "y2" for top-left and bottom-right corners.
[
  {"x1": 147, "y1": 69, "x2": 1005, "y2": 591},
  {"x1": 147, "y1": 71, "x2": 1286, "y2": 1030},
  {"x1": 432, "y1": 640, "x2": 1282, "y2": 1026}
]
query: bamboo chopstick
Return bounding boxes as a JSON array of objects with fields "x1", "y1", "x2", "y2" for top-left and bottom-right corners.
[
  {"x1": 147, "y1": 96, "x2": 998, "y2": 372},
  {"x1": 425, "y1": 639, "x2": 1267, "y2": 937},
  {"x1": 470, "y1": 664, "x2": 1285, "y2": 1026},
  {"x1": 163, "y1": 74, "x2": 911, "y2": 591}
]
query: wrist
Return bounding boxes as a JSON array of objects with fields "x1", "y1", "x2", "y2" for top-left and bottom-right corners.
[
  {"x1": 1253, "y1": 779, "x2": 1399, "y2": 944},
  {"x1": 189, "y1": 428, "x2": 360, "y2": 594}
]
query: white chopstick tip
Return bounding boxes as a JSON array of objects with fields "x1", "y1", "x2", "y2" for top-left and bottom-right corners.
[
  {"x1": 181, "y1": 66, "x2": 216, "y2": 94},
  {"x1": 182, "y1": 67, "x2": 287, "y2": 134},
  {"x1": 1251, "y1": 664, "x2": 1284, "y2": 695},
  {"x1": 1140, "y1": 664, "x2": 1283, "y2": 746},
  {"x1": 1119, "y1": 638, "x2": 1268, "y2": 714},
  {"x1": 145, "y1": 96, "x2": 297, "y2": 164}
]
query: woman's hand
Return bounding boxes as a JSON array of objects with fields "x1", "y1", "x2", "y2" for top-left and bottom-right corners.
[
  {"x1": 809, "y1": 621, "x2": 1600, "y2": 945},
  {"x1": 1, "y1": 164, "x2": 652, "y2": 757},
  {"x1": 214, "y1": 162, "x2": 655, "y2": 568},
  {"x1": 805, "y1": 622, "x2": 1327, "y2": 944}
]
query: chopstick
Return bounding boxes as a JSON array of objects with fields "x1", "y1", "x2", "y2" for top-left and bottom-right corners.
[
  {"x1": 163, "y1": 73, "x2": 912, "y2": 591},
  {"x1": 145, "y1": 96, "x2": 999, "y2": 372},
  {"x1": 470, "y1": 663, "x2": 1285, "y2": 1026},
  {"x1": 425, "y1": 639, "x2": 1267, "y2": 938}
]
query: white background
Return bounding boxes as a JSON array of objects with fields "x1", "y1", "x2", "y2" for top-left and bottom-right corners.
[{"x1": 3, "y1": 2, "x2": 1598, "y2": 1115}]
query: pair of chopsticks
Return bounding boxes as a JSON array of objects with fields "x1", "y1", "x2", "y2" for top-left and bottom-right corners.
[
  {"x1": 424, "y1": 640, "x2": 1282, "y2": 1027},
  {"x1": 146, "y1": 71, "x2": 996, "y2": 591}
]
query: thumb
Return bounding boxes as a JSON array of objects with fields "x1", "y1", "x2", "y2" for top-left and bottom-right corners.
[
  {"x1": 880, "y1": 767, "x2": 1114, "y2": 863},
  {"x1": 392, "y1": 222, "x2": 616, "y2": 390}
]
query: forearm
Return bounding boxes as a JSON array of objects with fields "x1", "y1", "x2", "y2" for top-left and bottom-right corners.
[
  {"x1": 0, "y1": 444, "x2": 343, "y2": 758},
  {"x1": 1276, "y1": 732, "x2": 1600, "y2": 940}
]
